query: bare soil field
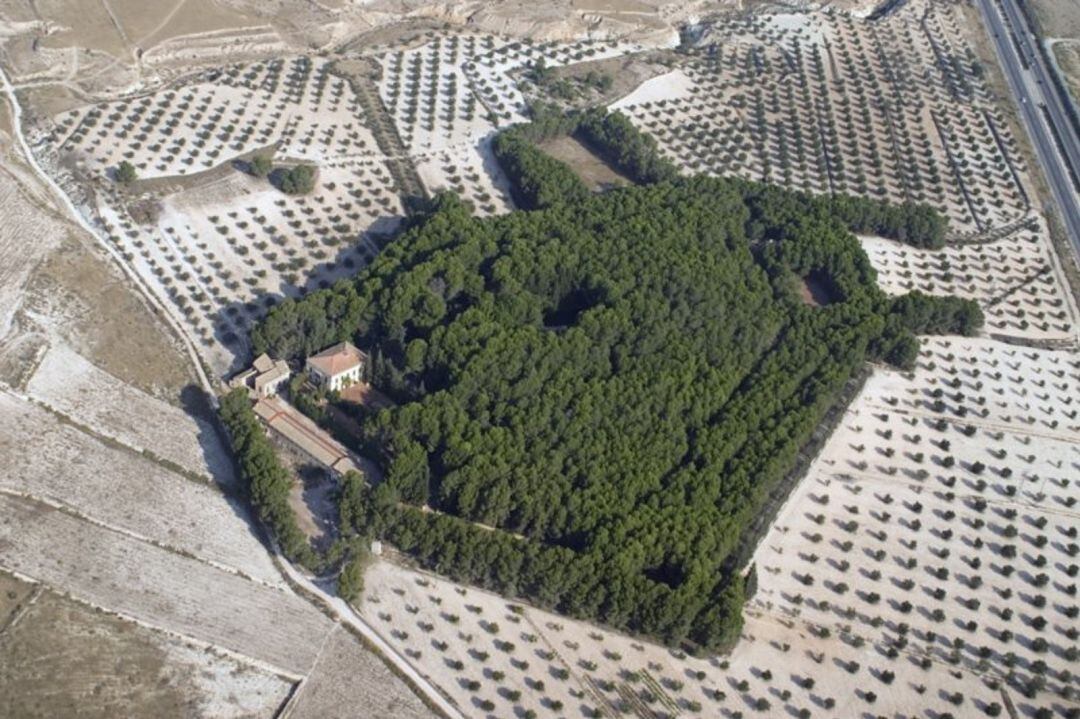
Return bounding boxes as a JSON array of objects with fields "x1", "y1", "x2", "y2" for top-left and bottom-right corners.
[
  {"x1": 114, "y1": 0, "x2": 265, "y2": 49},
  {"x1": 24, "y1": 342, "x2": 232, "y2": 483},
  {"x1": 0, "y1": 126, "x2": 68, "y2": 339},
  {"x1": 0, "y1": 492, "x2": 332, "y2": 676},
  {"x1": 1053, "y1": 40, "x2": 1080, "y2": 107},
  {"x1": 0, "y1": 388, "x2": 282, "y2": 583},
  {"x1": 0, "y1": 570, "x2": 35, "y2": 629},
  {"x1": 538, "y1": 134, "x2": 631, "y2": 191},
  {"x1": 18, "y1": 233, "x2": 196, "y2": 399},
  {"x1": 33, "y1": 0, "x2": 131, "y2": 59},
  {"x1": 0, "y1": 576, "x2": 294, "y2": 719},
  {"x1": 287, "y1": 624, "x2": 435, "y2": 719},
  {"x1": 1031, "y1": 0, "x2": 1080, "y2": 40}
]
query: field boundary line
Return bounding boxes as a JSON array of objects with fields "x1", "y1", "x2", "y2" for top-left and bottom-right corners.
[
  {"x1": 4, "y1": 386, "x2": 226, "y2": 492},
  {"x1": 0, "y1": 583, "x2": 43, "y2": 640},
  {"x1": 0, "y1": 562, "x2": 305, "y2": 681},
  {"x1": 822, "y1": 469, "x2": 1080, "y2": 521},
  {"x1": 861, "y1": 401, "x2": 1080, "y2": 444},
  {"x1": 275, "y1": 621, "x2": 339, "y2": 719},
  {"x1": 0, "y1": 486, "x2": 287, "y2": 592},
  {"x1": 272, "y1": 555, "x2": 465, "y2": 719}
]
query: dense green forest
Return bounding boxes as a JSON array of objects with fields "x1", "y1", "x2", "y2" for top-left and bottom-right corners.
[{"x1": 253, "y1": 158, "x2": 980, "y2": 648}]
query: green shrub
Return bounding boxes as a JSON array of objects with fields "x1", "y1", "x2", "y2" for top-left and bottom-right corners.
[
  {"x1": 278, "y1": 164, "x2": 317, "y2": 194},
  {"x1": 115, "y1": 160, "x2": 137, "y2": 184}
]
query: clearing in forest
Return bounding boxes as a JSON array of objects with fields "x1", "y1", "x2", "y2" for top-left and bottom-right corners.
[{"x1": 537, "y1": 134, "x2": 632, "y2": 191}]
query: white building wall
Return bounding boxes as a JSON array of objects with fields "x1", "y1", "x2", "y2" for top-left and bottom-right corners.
[{"x1": 328, "y1": 366, "x2": 361, "y2": 391}]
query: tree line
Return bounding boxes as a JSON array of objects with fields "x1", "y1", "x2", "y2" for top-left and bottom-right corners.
[{"x1": 218, "y1": 388, "x2": 316, "y2": 567}]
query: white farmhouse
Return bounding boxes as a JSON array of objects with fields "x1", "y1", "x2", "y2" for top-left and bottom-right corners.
[{"x1": 305, "y1": 341, "x2": 367, "y2": 391}]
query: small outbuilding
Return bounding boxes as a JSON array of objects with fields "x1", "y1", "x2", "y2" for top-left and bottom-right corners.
[
  {"x1": 230, "y1": 353, "x2": 291, "y2": 398},
  {"x1": 306, "y1": 341, "x2": 366, "y2": 392}
]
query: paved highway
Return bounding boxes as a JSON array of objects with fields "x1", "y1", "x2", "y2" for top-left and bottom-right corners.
[{"x1": 975, "y1": 0, "x2": 1080, "y2": 256}]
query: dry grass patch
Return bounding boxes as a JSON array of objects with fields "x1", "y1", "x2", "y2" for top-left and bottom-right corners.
[
  {"x1": 537, "y1": 134, "x2": 631, "y2": 191},
  {"x1": 20, "y1": 234, "x2": 195, "y2": 399},
  {"x1": 0, "y1": 578, "x2": 294, "y2": 719},
  {"x1": 1052, "y1": 40, "x2": 1080, "y2": 107}
]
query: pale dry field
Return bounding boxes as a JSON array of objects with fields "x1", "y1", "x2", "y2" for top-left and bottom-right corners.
[
  {"x1": 0, "y1": 388, "x2": 280, "y2": 584},
  {"x1": 11, "y1": 231, "x2": 197, "y2": 398},
  {"x1": 0, "y1": 492, "x2": 333, "y2": 676},
  {"x1": 24, "y1": 342, "x2": 234, "y2": 483},
  {"x1": 0, "y1": 576, "x2": 294, "y2": 719},
  {"x1": 1031, "y1": 0, "x2": 1080, "y2": 40},
  {"x1": 287, "y1": 623, "x2": 435, "y2": 719},
  {"x1": 0, "y1": 163, "x2": 66, "y2": 338},
  {"x1": 1052, "y1": 40, "x2": 1080, "y2": 110}
]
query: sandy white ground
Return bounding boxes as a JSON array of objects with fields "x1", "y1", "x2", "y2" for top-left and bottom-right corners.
[
  {"x1": 25, "y1": 342, "x2": 234, "y2": 483},
  {"x1": 0, "y1": 388, "x2": 282, "y2": 587},
  {"x1": 610, "y1": 68, "x2": 694, "y2": 109},
  {"x1": 0, "y1": 491, "x2": 333, "y2": 677}
]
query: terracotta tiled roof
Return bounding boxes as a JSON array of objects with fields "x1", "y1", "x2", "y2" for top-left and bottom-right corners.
[{"x1": 307, "y1": 341, "x2": 365, "y2": 378}]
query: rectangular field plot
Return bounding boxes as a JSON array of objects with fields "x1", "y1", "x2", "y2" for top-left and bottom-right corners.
[
  {"x1": 0, "y1": 493, "x2": 332, "y2": 676},
  {"x1": 0, "y1": 583, "x2": 294, "y2": 719},
  {"x1": 0, "y1": 389, "x2": 286, "y2": 586},
  {"x1": 24, "y1": 343, "x2": 234, "y2": 484}
]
